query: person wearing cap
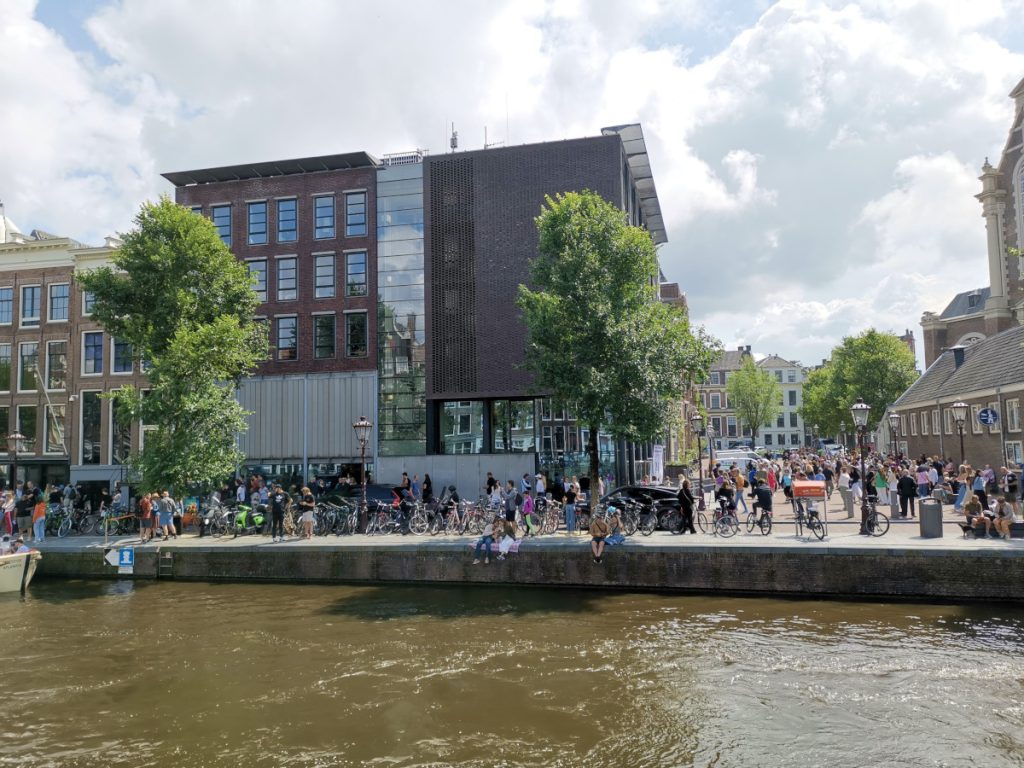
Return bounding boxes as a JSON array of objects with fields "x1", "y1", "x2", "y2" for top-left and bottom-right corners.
[{"x1": 534, "y1": 473, "x2": 546, "y2": 498}]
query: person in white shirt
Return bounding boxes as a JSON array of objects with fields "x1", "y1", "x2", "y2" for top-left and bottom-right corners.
[
  {"x1": 236, "y1": 482, "x2": 246, "y2": 504},
  {"x1": 535, "y1": 474, "x2": 546, "y2": 497}
]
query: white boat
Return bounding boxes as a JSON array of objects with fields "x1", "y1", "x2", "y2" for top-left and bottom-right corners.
[{"x1": 0, "y1": 550, "x2": 42, "y2": 593}]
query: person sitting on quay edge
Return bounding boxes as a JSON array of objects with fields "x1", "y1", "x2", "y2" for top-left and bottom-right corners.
[
  {"x1": 472, "y1": 519, "x2": 495, "y2": 565},
  {"x1": 993, "y1": 496, "x2": 1017, "y2": 540},
  {"x1": 964, "y1": 497, "x2": 992, "y2": 537},
  {"x1": 589, "y1": 512, "x2": 611, "y2": 564}
]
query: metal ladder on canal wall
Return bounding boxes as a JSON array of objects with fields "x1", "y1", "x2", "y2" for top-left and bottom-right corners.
[{"x1": 157, "y1": 550, "x2": 174, "y2": 579}]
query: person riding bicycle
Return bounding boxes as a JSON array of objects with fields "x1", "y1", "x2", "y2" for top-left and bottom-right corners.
[
  {"x1": 714, "y1": 481, "x2": 737, "y2": 516},
  {"x1": 752, "y1": 480, "x2": 773, "y2": 519}
]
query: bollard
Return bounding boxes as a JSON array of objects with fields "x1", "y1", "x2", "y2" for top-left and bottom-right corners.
[
  {"x1": 838, "y1": 487, "x2": 854, "y2": 519},
  {"x1": 890, "y1": 491, "x2": 900, "y2": 519}
]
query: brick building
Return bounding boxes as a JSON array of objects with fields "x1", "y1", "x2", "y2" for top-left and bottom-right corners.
[
  {"x1": 890, "y1": 325, "x2": 1024, "y2": 468},
  {"x1": 921, "y1": 77, "x2": 1024, "y2": 366}
]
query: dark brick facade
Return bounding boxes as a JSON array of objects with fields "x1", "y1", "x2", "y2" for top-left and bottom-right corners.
[
  {"x1": 424, "y1": 135, "x2": 625, "y2": 402},
  {"x1": 170, "y1": 167, "x2": 378, "y2": 376}
]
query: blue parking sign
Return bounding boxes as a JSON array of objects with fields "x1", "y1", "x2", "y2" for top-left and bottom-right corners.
[{"x1": 978, "y1": 408, "x2": 999, "y2": 426}]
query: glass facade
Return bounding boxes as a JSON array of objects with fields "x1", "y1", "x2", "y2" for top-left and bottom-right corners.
[{"x1": 376, "y1": 162, "x2": 426, "y2": 456}]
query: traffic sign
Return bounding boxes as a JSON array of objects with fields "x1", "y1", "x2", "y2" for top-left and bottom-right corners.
[
  {"x1": 978, "y1": 408, "x2": 999, "y2": 426},
  {"x1": 104, "y1": 547, "x2": 134, "y2": 574}
]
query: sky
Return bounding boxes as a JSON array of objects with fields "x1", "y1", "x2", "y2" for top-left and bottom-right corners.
[{"x1": 5, "y1": 0, "x2": 1024, "y2": 369}]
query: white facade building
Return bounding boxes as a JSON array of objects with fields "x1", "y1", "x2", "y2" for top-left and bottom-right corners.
[{"x1": 756, "y1": 355, "x2": 807, "y2": 449}]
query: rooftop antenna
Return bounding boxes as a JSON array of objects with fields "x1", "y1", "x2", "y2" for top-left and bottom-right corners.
[
  {"x1": 484, "y1": 125, "x2": 504, "y2": 150},
  {"x1": 450, "y1": 123, "x2": 458, "y2": 152}
]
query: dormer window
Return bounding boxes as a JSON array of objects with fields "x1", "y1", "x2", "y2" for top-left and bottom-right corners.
[{"x1": 967, "y1": 292, "x2": 980, "y2": 309}]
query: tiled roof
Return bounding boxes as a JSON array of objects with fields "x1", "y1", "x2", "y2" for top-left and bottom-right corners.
[
  {"x1": 757, "y1": 354, "x2": 798, "y2": 368},
  {"x1": 894, "y1": 324, "x2": 1024, "y2": 406},
  {"x1": 939, "y1": 287, "x2": 990, "y2": 319},
  {"x1": 711, "y1": 350, "x2": 748, "y2": 371}
]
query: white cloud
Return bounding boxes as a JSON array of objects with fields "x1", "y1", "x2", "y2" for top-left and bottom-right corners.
[{"x1": 2, "y1": 0, "x2": 1024, "y2": 368}]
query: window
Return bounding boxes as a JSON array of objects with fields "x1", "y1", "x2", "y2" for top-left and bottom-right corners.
[
  {"x1": 787, "y1": 370, "x2": 796, "y2": 383},
  {"x1": 45, "y1": 405, "x2": 65, "y2": 454},
  {"x1": 46, "y1": 341, "x2": 66, "y2": 390},
  {"x1": 277, "y1": 257, "x2": 297, "y2": 301},
  {"x1": 80, "y1": 391, "x2": 101, "y2": 464},
  {"x1": 113, "y1": 339, "x2": 133, "y2": 373},
  {"x1": 345, "y1": 191, "x2": 367, "y2": 236},
  {"x1": 1007, "y1": 441, "x2": 1024, "y2": 466},
  {"x1": 0, "y1": 287, "x2": 11, "y2": 324},
  {"x1": 970, "y1": 404, "x2": 982, "y2": 435},
  {"x1": 345, "y1": 312, "x2": 368, "y2": 357},
  {"x1": 727, "y1": 416, "x2": 737, "y2": 437},
  {"x1": 16, "y1": 406, "x2": 36, "y2": 453},
  {"x1": 988, "y1": 402, "x2": 1000, "y2": 434},
  {"x1": 111, "y1": 402, "x2": 132, "y2": 465},
  {"x1": 83, "y1": 332, "x2": 103, "y2": 374},
  {"x1": 0, "y1": 344, "x2": 8, "y2": 392},
  {"x1": 932, "y1": 409, "x2": 940, "y2": 435},
  {"x1": 18, "y1": 343, "x2": 38, "y2": 391},
  {"x1": 248, "y1": 259, "x2": 267, "y2": 302},
  {"x1": 710, "y1": 372, "x2": 720, "y2": 385},
  {"x1": 765, "y1": 434, "x2": 773, "y2": 445},
  {"x1": 710, "y1": 417, "x2": 722, "y2": 435},
  {"x1": 790, "y1": 412, "x2": 798, "y2": 427},
  {"x1": 48, "y1": 284, "x2": 69, "y2": 321},
  {"x1": 776, "y1": 415, "x2": 784, "y2": 428},
  {"x1": 276, "y1": 317, "x2": 297, "y2": 360},
  {"x1": 774, "y1": 371, "x2": 782, "y2": 382},
  {"x1": 0, "y1": 407, "x2": 7, "y2": 438},
  {"x1": 212, "y1": 205, "x2": 232, "y2": 246},
  {"x1": 790, "y1": 433, "x2": 800, "y2": 445},
  {"x1": 944, "y1": 409, "x2": 954, "y2": 435},
  {"x1": 1008, "y1": 399, "x2": 1021, "y2": 432},
  {"x1": 921, "y1": 411, "x2": 928, "y2": 436},
  {"x1": 346, "y1": 251, "x2": 367, "y2": 296},
  {"x1": 82, "y1": 290, "x2": 95, "y2": 315},
  {"x1": 710, "y1": 393, "x2": 721, "y2": 409},
  {"x1": 314, "y1": 254, "x2": 335, "y2": 298},
  {"x1": 277, "y1": 199, "x2": 297, "y2": 242},
  {"x1": 247, "y1": 201, "x2": 267, "y2": 245},
  {"x1": 788, "y1": 390, "x2": 797, "y2": 406},
  {"x1": 910, "y1": 412, "x2": 917, "y2": 436},
  {"x1": 314, "y1": 314, "x2": 335, "y2": 359},
  {"x1": 314, "y1": 196, "x2": 335, "y2": 238},
  {"x1": 20, "y1": 285, "x2": 40, "y2": 326},
  {"x1": 190, "y1": 205, "x2": 202, "y2": 215}
]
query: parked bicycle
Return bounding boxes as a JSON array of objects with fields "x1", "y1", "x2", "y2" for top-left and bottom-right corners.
[{"x1": 697, "y1": 500, "x2": 739, "y2": 538}]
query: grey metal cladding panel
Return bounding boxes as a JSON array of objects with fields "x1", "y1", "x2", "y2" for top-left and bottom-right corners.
[{"x1": 471, "y1": 137, "x2": 621, "y2": 398}]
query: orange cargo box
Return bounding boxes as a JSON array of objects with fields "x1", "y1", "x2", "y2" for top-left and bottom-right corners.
[{"x1": 791, "y1": 480, "x2": 826, "y2": 498}]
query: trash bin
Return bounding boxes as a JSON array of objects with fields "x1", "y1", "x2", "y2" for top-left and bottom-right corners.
[
  {"x1": 919, "y1": 498, "x2": 943, "y2": 538},
  {"x1": 838, "y1": 487, "x2": 854, "y2": 519}
]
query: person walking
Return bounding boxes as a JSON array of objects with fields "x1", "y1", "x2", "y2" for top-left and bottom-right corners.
[
  {"x1": 32, "y1": 490, "x2": 47, "y2": 542},
  {"x1": 897, "y1": 470, "x2": 917, "y2": 518},
  {"x1": 422, "y1": 473, "x2": 433, "y2": 503},
  {"x1": 158, "y1": 491, "x2": 177, "y2": 539},
  {"x1": 269, "y1": 484, "x2": 289, "y2": 542},
  {"x1": 676, "y1": 479, "x2": 697, "y2": 534},
  {"x1": 139, "y1": 493, "x2": 154, "y2": 543},
  {"x1": 15, "y1": 482, "x2": 35, "y2": 540}
]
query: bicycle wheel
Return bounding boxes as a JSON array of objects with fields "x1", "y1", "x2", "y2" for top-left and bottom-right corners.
[
  {"x1": 623, "y1": 513, "x2": 639, "y2": 536},
  {"x1": 663, "y1": 511, "x2": 680, "y2": 532},
  {"x1": 759, "y1": 514, "x2": 773, "y2": 536},
  {"x1": 409, "y1": 511, "x2": 428, "y2": 535},
  {"x1": 58, "y1": 516, "x2": 72, "y2": 538},
  {"x1": 745, "y1": 512, "x2": 757, "y2": 533},
  {"x1": 717, "y1": 515, "x2": 737, "y2": 537},
  {"x1": 868, "y1": 511, "x2": 889, "y2": 537},
  {"x1": 640, "y1": 515, "x2": 656, "y2": 536},
  {"x1": 808, "y1": 517, "x2": 826, "y2": 540},
  {"x1": 577, "y1": 513, "x2": 590, "y2": 532},
  {"x1": 696, "y1": 512, "x2": 709, "y2": 534}
]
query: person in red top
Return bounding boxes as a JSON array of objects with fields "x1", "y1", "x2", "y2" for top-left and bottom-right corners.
[{"x1": 139, "y1": 493, "x2": 154, "y2": 543}]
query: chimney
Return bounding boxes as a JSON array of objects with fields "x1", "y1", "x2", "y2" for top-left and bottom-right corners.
[
  {"x1": 952, "y1": 345, "x2": 965, "y2": 369},
  {"x1": 738, "y1": 345, "x2": 751, "y2": 355}
]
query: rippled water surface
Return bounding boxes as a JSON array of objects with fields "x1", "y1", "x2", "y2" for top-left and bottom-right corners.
[{"x1": 2, "y1": 580, "x2": 1023, "y2": 767}]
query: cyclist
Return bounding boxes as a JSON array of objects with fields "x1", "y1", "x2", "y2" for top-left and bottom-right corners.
[{"x1": 752, "y1": 479, "x2": 773, "y2": 521}]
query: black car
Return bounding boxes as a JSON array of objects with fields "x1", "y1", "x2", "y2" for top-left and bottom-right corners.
[
  {"x1": 324, "y1": 483, "x2": 401, "y2": 507},
  {"x1": 601, "y1": 485, "x2": 682, "y2": 511}
]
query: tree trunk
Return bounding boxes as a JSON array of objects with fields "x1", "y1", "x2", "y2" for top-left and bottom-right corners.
[{"x1": 587, "y1": 424, "x2": 600, "y2": 507}]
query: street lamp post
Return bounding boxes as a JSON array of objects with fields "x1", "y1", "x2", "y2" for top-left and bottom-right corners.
[
  {"x1": 812, "y1": 423, "x2": 819, "y2": 451},
  {"x1": 690, "y1": 413, "x2": 706, "y2": 511},
  {"x1": 5, "y1": 431, "x2": 25, "y2": 493},
  {"x1": 951, "y1": 401, "x2": 968, "y2": 465},
  {"x1": 887, "y1": 411, "x2": 901, "y2": 458},
  {"x1": 850, "y1": 398, "x2": 872, "y2": 535},
  {"x1": 352, "y1": 416, "x2": 373, "y2": 532},
  {"x1": 839, "y1": 421, "x2": 846, "y2": 453}
]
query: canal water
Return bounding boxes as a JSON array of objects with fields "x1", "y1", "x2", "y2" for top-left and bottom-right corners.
[{"x1": 2, "y1": 581, "x2": 1023, "y2": 767}]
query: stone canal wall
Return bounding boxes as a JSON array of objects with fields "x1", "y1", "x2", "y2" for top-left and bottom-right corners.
[{"x1": 34, "y1": 541, "x2": 1024, "y2": 602}]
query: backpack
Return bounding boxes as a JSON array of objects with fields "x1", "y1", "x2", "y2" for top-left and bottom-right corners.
[{"x1": 514, "y1": 492, "x2": 523, "y2": 508}]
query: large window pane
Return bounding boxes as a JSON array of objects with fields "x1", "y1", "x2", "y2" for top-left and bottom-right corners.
[
  {"x1": 16, "y1": 406, "x2": 36, "y2": 453},
  {"x1": 492, "y1": 400, "x2": 536, "y2": 453},
  {"x1": 314, "y1": 254, "x2": 335, "y2": 298},
  {"x1": 345, "y1": 192, "x2": 367, "y2": 236},
  {"x1": 248, "y1": 259, "x2": 267, "y2": 301},
  {"x1": 277, "y1": 198, "x2": 297, "y2": 242},
  {"x1": 46, "y1": 341, "x2": 67, "y2": 390},
  {"x1": 212, "y1": 205, "x2": 232, "y2": 246},
  {"x1": 81, "y1": 392, "x2": 101, "y2": 464},
  {"x1": 0, "y1": 343, "x2": 9, "y2": 391},
  {"x1": 113, "y1": 339, "x2": 133, "y2": 373},
  {"x1": 83, "y1": 332, "x2": 103, "y2": 374},
  {"x1": 0, "y1": 407, "x2": 8, "y2": 439},
  {"x1": 112, "y1": 402, "x2": 132, "y2": 465},
  {"x1": 346, "y1": 251, "x2": 367, "y2": 296},
  {"x1": 82, "y1": 291, "x2": 95, "y2": 315},
  {"x1": 247, "y1": 201, "x2": 267, "y2": 245},
  {"x1": 45, "y1": 405, "x2": 66, "y2": 454},
  {"x1": 21, "y1": 286, "x2": 40, "y2": 326},
  {"x1": 441, "y1": 401, "x2": 483, "y2": 454},
  {"x1": 0, "y1": 287, "x2": 11, "y2": 324},
  {"x1": 345, "y1": 312, "x2": 367, "y2": 357},
  {"x1": 277, "y1": 317, "x2": 297, "y2": 360},
  {"x1": 314, "y1": 314, "x2": 335, "y2": 359},
  {"x1": 18, "y1": 342, "x2": 38, "y2": 391},
  {"x1": 314, "y1": 196, "x2": 335, "y2": 238},
  {"x1": 277, "y1": 257, "x2": 297, "y2": 301},
  {"x1": 48, "y1": 284, "x2": 69, "y2": 321}
]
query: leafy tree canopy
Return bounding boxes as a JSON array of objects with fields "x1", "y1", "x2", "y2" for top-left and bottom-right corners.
[
  {"x1": 726, "y1": 358, "x2": 781, "y2": 442},
  {"x1": 77, "y1": 197, "x2": 267, "y2": 492},
  {"x1": 800, "y1": 328, "x2": 918, "y2": 436},
  {"x1": 517, "y1": 190, "x2": 720, "y2": 481}
]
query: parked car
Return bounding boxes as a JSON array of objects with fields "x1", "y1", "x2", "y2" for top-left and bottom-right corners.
[
  {"x1": 324, "y1": 483, "x2": 401, "y2": 507},
  {"x1": 714, "y1": 450, "x2": 761, "y2": 466}
]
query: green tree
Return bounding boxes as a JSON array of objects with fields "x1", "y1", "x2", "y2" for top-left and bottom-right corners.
[
  {"x1": 517, "y1": 190, "x2": 720, "y2": 484},
  {"x1": 800, "y1": 329, "x2": 918, "y2": 436},
  {"x1": 726, "y1": 358, "x2": 781, "y2": 445},
  {"x1": 77, "y1": 197, "x2": 267, "y2": 492}
]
